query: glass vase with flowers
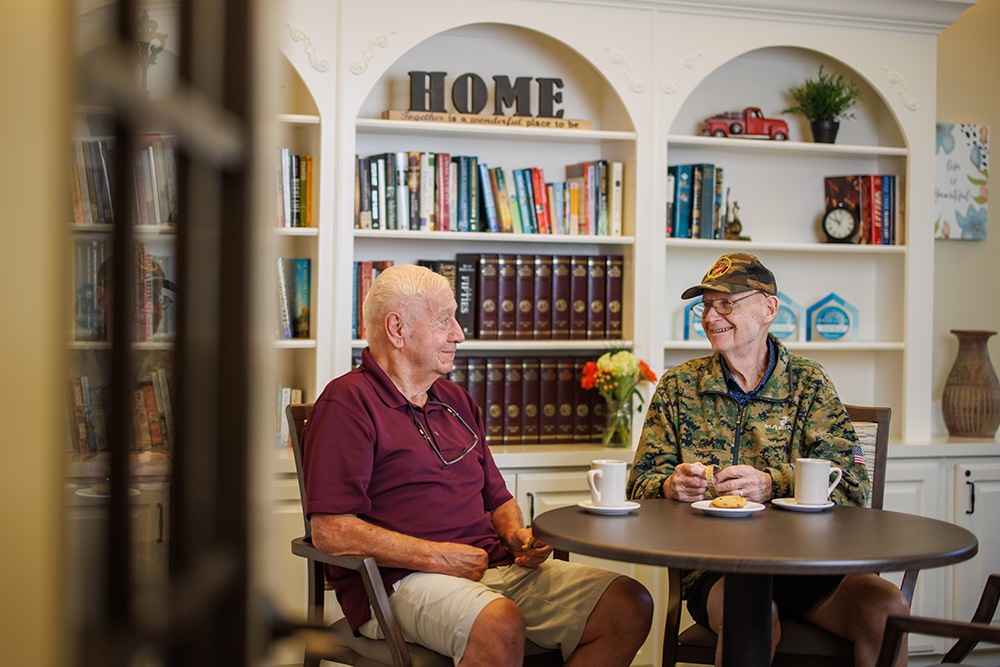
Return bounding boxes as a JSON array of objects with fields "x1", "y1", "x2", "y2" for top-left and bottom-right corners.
[{"x1": 580, "y1": 350, "x2": 657, "y2": 448}]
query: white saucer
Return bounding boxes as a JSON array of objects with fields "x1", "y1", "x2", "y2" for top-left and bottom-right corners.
[
  {"x1": 772, "y1": 498, "x2": 834, "y2": 512},
  {"x1": 691, "y1": 499, "x2": 765, "y2": 517},
  {"x1": 578, "y1": 500, "x2": 640, "y2": 515}
]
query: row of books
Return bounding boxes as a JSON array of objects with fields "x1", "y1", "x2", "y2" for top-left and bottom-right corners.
[
  {"x1": 276, "y1": 257, "x2": 311, "y2": 340},
  {"x1": 450, "y1": 357, "x2": 607, "y2": 446},
  {"x1": 354, "y1": 152, "x2": 624, "y2": 236},
  {"x1": 70, "y1": 135, "x2": 178, "y2": 227},
  {"x1": 352, "y1": 260, "x2": 395, "y2": 340},
  {"x1": 73, "y1": 240, "x2": 176, "y2": 342},
  {"x1": 666, "y1": 163, "x2": 729, "y2": 239},
  {"x1": 274, "y1": 380, "x2": 303, "y2": 451},
  {"x1": 275, "y1": 148, "x2": 313, "y2": 228},
  {"x1": 68, "y1": 366, "x2": 174, "y2": 457},
  {"x1": 824, "y1": 174, "x2": 900, "y2": 245}
]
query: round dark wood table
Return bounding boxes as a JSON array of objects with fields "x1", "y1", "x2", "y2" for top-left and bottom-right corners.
[{"x1": 532, "y1": 499, "x2": 978, "y2": 667}]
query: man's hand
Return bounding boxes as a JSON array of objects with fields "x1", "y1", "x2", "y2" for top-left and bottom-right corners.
[
  {"x1": 712, "y1": 465, "x2": 773, "y2": 503},
  {"x1": 434, "y1": 542, "x2": 490, "y2": 581},
  {"x1": 663, "y1": 462, "x2": 709, "y2": 502},
  {"x1": 509, "y1": 527, "x2": 552, "y2": 568}
]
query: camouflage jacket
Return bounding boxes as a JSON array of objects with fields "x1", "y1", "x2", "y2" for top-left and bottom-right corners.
[{"x1": 627, "y1": 335, "x2": 868, "y2": 594}]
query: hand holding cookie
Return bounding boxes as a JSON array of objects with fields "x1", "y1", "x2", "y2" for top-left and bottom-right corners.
[{"x1": 663, "y1": 462, "x2": 709, "y2": 502}]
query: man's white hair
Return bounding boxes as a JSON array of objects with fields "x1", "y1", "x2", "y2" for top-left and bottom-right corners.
[{"x1": 362, "y1": 263, "x2": 451, "y2": 342}]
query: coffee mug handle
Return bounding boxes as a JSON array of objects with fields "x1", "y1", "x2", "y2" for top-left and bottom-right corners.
[
  {"x1": 828, "y1": 466, "x2": 843, "y2": 496},
  {"x1": 587, "y1": 469, "x2": 602, "y2": 504}
]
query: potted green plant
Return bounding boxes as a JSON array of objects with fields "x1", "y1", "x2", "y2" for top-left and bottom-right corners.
[{"x1": 783, "y1": 65, "x2": 863, "y2": 143}]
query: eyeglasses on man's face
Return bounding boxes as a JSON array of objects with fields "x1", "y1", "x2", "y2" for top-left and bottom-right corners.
[
  {"x1": 407, "y1": 400, "x2": 478, "y2": 469},
  {"x1": 691, "y1": 291, "x2": 760, "y2": 319}
]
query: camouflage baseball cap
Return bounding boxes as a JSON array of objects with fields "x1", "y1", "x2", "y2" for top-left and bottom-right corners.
[{"x1": 681, "y1": 252, "x2": 777, "y2": 299}]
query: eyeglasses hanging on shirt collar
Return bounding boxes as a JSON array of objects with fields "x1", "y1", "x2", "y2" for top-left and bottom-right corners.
[{"x1": 406, "y1": 400, "x2": 479, "y2": 469}]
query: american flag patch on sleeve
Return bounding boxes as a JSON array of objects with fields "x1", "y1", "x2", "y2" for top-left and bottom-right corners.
[{"x1": 852, "y1": 444, "x2": 865, "y2": 465}]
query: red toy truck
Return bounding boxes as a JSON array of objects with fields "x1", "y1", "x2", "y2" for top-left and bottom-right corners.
[{"x1": 703, "y1": 107, "x2": 789, "y2": 140}]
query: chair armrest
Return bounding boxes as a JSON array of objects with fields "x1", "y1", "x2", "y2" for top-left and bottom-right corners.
[
  {"x1": 942, "y1": 573, "x2": 1000, "y2": 664},
  {"x1": 291, "y1": 536, "x2": 411, "y2": 667},
  {"x1": 875, "y1": 614, "x2": 1000, "y2": 667}
]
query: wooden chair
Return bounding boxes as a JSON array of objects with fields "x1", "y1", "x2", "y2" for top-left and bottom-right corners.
[
  {"x1": 286, "y1": 403, "x2": 563, "y2": 667},
  {"x1": 662, "y1": 405, "x2": 905, "y2": 667},
  {"x1": 875, "y1": 573, "x2": 1000, "y2": 667}
]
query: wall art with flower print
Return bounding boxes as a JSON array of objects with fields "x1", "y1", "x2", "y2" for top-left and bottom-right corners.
[{"x1": 935, "y1": 123, "x2": 989, "y2": 240}]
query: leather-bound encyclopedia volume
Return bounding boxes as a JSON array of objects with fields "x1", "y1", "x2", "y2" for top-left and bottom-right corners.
[
  {"x1": 590, "y1": 390, "x2": 605, "y2": 443},
  {"x1": 466, "y1": 358, "x2": 487, "y2": 417},
  {"x1": 502, "y1": 358, "x2": 523, "y2": 445},
  {"x1": 586, "y1": 256, "x2": 606, "y2": 339},
  {"x1": 515, "y1": 255, "x2": 535, "y2": 340},
  {"x1": 569, "y1": 256, "x2": 589, "y2": 340},
  {"x1": 573, "y1": 359, "x2": 592, "y2": 442},
  {"x1": 521, "y1": 359, "x2": 541, "y2": 444},
  {"x1": 532, "y1": 255, "x2": 553, "y2": 340},
  {"x1": 605, "y1": 254, "x2": 624, "y2": 339},
  {"x1": 454, "y1": 254, "x2": 479, "y2": 337},
  {"x1": 448, "y1": 358, "x2": 468, "y2": 392},
  {"x1": 484, "y1": 358, "x2": 505, "y2": 445},
  {"x1": 556, "y1": 358, "x2": 577, "y2": 442},
  {"x1": 476, "y1": 254, "x2": 499, "y2": 339},
  {"x1": 496, "y1": 254, "x2": 517, "y2": 340},
  {"x1": 539, "y1": 358, "x2": 559, "y2": 444},
  {"x1": 551, "y1": 256, "x2": 571, "y2": 339}
]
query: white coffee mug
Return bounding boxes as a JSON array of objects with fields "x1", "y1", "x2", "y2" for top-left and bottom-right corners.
[
  {"x1": 587, "y1": 459, "x2": 627, "y2": 507},
  {"x1": 794, "y1": 458, "x2": 843, "y2": 505}
]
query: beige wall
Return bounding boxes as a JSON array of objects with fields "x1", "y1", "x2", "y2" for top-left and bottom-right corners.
[
  {"x1": 933, "y1": 0, "x2": 1000, "y2": 434},
  {"x1": 0, "y1": 2, "x2": 72, "y2": 666}
]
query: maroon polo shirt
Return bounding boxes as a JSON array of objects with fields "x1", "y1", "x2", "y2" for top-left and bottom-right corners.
[{"x1": 301, "y1": 348, "x2": 514, "y2": 631}]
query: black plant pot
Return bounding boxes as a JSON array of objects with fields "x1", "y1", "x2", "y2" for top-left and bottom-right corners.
[{"x1": 810, "y1": 120, "x2": 840, "y2": 143}]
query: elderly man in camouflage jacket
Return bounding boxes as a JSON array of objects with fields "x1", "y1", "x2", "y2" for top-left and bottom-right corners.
[{"x1": 628, "y1": 253, "x2": 909, "y2": 667}]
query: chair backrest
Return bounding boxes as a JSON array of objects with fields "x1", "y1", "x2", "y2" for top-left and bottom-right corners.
[
  {"x1": 286, "y1": 402, "x2": 315, "y2": 536},
  {"x1": 843, "y1": 404, "x2": 891, "y2": 510}
]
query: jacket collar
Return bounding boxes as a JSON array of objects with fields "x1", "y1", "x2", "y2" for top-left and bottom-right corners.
[{"x1": 698, "y1": 334, "x2": 791, "y2": 402}]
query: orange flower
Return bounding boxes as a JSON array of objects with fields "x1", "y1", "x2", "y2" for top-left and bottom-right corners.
[{"x1": 639, "y1": 360, "x2": 657, "y2": 383}]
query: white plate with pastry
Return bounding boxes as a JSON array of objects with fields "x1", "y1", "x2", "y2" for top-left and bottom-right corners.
[{"x1": 691, "y1": 499, "x2": 765, "y2": 517}]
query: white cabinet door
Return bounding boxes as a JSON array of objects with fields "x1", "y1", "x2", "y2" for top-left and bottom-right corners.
[
  {"x1": 883, "y1": 459, "x2": 945, "y2": 655},
  {"x1": 952, "y1": 462, "x2": 1000, "y2": 625},
  {"x1": 515, "y1": 470, "x2": 662, "y2": 667}
]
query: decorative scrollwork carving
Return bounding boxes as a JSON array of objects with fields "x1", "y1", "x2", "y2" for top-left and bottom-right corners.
[
  {"x1": 662, "y1": 53, "x2": 703, "y2": 95},
  {"x1": 604, "y1": 46, "x2": 646, "y2": 93},
  {"x1": 285, "y1": 24, "x2": 330, "y2": 73},
  {"x1": 883, "y1": 66, "x2": 919, "y2": 111},
  {"x1": 349, "y1": 31, "x2": 397, "y2": 75}
]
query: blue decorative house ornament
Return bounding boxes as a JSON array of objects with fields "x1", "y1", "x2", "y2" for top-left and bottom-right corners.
[
  {"x1": 807, "y1": 293, "x2": 858, "y2": 342},
  {"x1": 771, "y1": 292, "x2": 805, "y2": 341},
  {"x1": 684, "y1": 298, "x2": 707, "y2": 340}
]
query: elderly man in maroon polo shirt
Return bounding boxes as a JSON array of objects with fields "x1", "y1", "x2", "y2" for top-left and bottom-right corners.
[{"x1": 301, "y1": 264, "x2": 652, "y2": 666}]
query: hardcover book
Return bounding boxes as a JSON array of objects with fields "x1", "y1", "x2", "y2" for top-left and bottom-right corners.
[
  {"x1": 568, "y1": 255, "x2": 589, "y2": 340},
  {"x1": 503, "y1": 359, "x2": 523, "y2": 445},
  {"x1": 539, "y1": 358, "x2": 559, "y2": 444},
  {"x1": 585, "y1": 256, "x2": 606, "y2": 339},
  {"x1": 551, "y1": 255, "x2": 572, "y2": 338},
  {"x1": 521, "y1": 359, "x2": 541, "y2": 444},
  {"x1": 514, "y1": 255, "x2": 535, "y2": 339},
  {"x1": 532, "y1": 255, "x2": 553, "y2": 339},
  {"x1": 449, "y1": 358, "x2": 468, "y2": 391},
  {"x1": 476, "y1": 254, "x2": 499, "y2": 339},
  {"x1": 467, "y1": 358, "x2": 487, "y2": 414},
  {"x1": 455, "y1": 253, "x2": 479, "y2": 337},
  {"x1": 484, "y1": 358, "x2": 506, "y2": 445},
  {"x1": 496, "y1": 254, "x2": 517, "y2": 340},
  {"x1": 605, "y1": 255, "x2": 624, "y2": 339},
  {"x1": 555, "y1": 358, "x2": 576, "y2": 442},
  {"x1": 573, "y1": 359, "x2": 591, "y2": 442}
]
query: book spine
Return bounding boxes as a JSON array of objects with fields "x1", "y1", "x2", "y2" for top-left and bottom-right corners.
[
  {"x1": 455, "y1": 156, "x2": 469, "y2": 232},
  {"x1": 605, "y1": 255, "x2": 624, "y2": 339},
  {"x1": 155, "y1": 367, "x2": 174, "y2": 450},
  {"x1": 532, "y1": 255, "x2": 553, "y2": 340},
  {"x1": 436, "y1": 152, "x2": 451, "y2": 231},
  {"x1": 551, "y1": 255, "x2": 571, "y2": 339},
  {"x1": 531, "y1": 167, "x2": 551, "y2": 234},
  {"x1": 70, "y1": 146, "x2": 84, "y2": 224},
  {"x1": 675, "y1": 165, "x2": 693, "y2": 238},
  {"x1": 293, "y1": 258, "x2": 311, "y2": 338},
  {"x1": 586, "y1": 255, "x2": 607, "y2": 339},
  {"x1": 358, "y1": 261, "x2": 374, "y2": 339},
  {"x1": 514, "y1": 254, "x2": 535, "y2": 340},
  {"x1": 870, "y1": 175, "x2": 883, "y2": 245},
  {"x1": 690, "y1": 165, "x2": 703, "y2": 238},
  {"x1": 304, "y1": 154, "x2": 313, "y2": 226},
  {"x1": 468, "y1": 156, "x2": 480, "y2": 231},
  {"x1": 574, "y1": 359, "x2": 592, "y2": 442},
  {"x1": 551, "y1": 182, "x2": 565, "y2": 235},
  {"x1": 521, "y1": 359, "x2": 541, "y2": 444},
  {"x1": 883, "y1": 175, "x2": 893, "y2": 245},
  {"x1": 377, "y1": 155, "x2": 390, "y2": 230},
  {"x1": 134, "y1": 387, "x2": 153, "y2": 450},
  {"x1": 455, "y1": 253, "x2": 479, "y2": 337},
  {"x1": 698, "y1": 164, "x2": 716, "y2": 239},
  {"x1": 484, "y1": 358, "x2": 505, "y2": 445},
  {"x1": 503, "y1": 358, "x2": 523, "y2": 445},
  {"x1": 496, "y1": 254, "x2": 517, "y2": 340},
  {"x1": 281, "y1": 148, "x2": 292, "y2": 228},
  {"x1": 142, "y1": 381, "x2": 163, "y2": 448},
  {"x1": 610, "y1": 161, "x2": 624, "y2": 236},
  {"x1": 419, "y1": 152, "x2": 433, "y2": 231},
  {"x1": 407, "y1": 151, "x2": 421, "y2": 230},
  {"x1": 449, "y1": 358, "x2": 468, "y2": 391},
  {"x1": 569, "y1": 255, "x2": 589, "y2": 340},
  {"x1": 666, "y1": 166, "x2": 677, "y2": 237},
  {"x1": 514, "y1": 169, "x2": 535, "y2": 233},
  {"x1": 449, "y1": 160, "x2": 458, "y2": 232},
  {"x1": 369, "y1": 158, "x2": 381, "y2": 230},
  {"x1": 276, "y1": 258, "x2": 293, "y2": 340},
  {"x1": 395, "y1": 152, "x2": 409, "y2": 231},
  {"x1": 585, "y1": 162, "x2": 597, "y2": 235},
  {"x1": 479, "y1": 163, "x2": 499, "y2": 233},
  {"x1": 382, "y1": 154, "x2": 396, "y2": 230},
  {"x1": 74, "y1": 141, "x2": 94, "y2": 225},
  {"x1": 859, "y1": 174, "x2": 871, "y2": 244},
  {"x1": 504, "y1": 168, "x2": 523, "y2": 234},
  {"x1": 492, "y1": 168, "x2": 512, "y2": 233},
  {"x1": 476, "y1": 254, "x2": 499, "y2": 339},
  {"x1": 596, "y1": 160, "x2": 609, "y2": 236},
  {"x1": 539, "y1": 358, "x2": 559, "y2": 444},
  {"x1": 714, "y1": 167, "x2": 726, "y2": 239},
  {"x1": 555, "y1": 358, "x2": 576, "y2": 442},
  {"x1": 467, "y1": 358, "x2": 487, "y2": 416}
]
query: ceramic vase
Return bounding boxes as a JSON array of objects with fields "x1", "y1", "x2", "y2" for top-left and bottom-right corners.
[
  {"x1": 810, "y1": 120, "x2": 840, "y2": 143},
  {"x1": 602, "y1": 396, "x2": 633, "y2": 448},
  {"x1": 942, "y1": 330, "x2": 1000, "y2": 438}
]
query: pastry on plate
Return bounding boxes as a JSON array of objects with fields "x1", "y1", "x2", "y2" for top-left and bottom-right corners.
[{"x1": 709, "y1": 495, "x2": 748, "y2": 509}]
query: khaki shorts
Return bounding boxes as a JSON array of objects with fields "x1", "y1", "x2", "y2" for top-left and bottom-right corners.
[{"x1": 357, "y1": 559, "x2": 620, "y2": 665}]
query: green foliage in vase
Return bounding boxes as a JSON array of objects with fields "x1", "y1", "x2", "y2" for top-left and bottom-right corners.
[{"x1": 783, "y1": 65, "x2": 862, "y2": 123}]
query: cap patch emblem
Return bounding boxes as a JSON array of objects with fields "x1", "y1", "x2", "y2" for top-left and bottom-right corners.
[{"x1": 704, "y1": 257, "x2": 732, "y2": 281}]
